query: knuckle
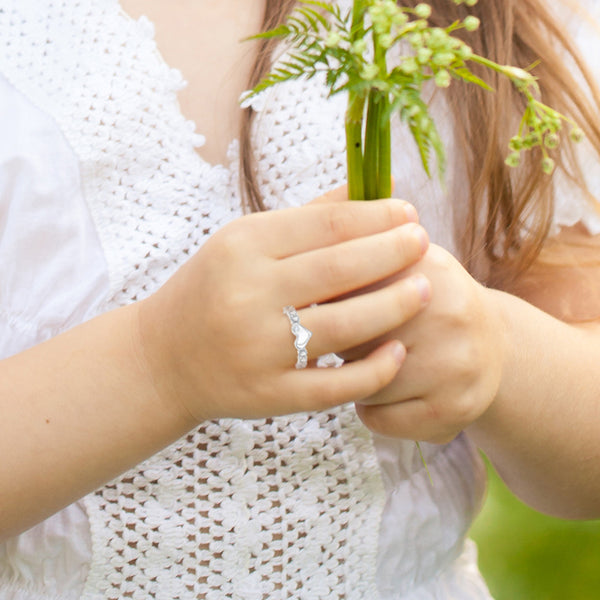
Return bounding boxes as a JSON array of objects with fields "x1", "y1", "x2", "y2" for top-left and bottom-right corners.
[
  {"x1": 381, "y1": 199, "x2": 417, "y2": 228},
  {"x1": 432, "y1": 390, "x2": 479, "y2": 434},
  {"x1": 427, "y1": 243, "x2": 453, "y2": 270},
  {"x1": 394, "y1": 275, "x2": 429, "y2": 317},
  {"x1": 447, "y1": 290, "x2": 474, "y2": 324},
  {"x1": 381, "y1": 200, "x2": 403, "y2": 227},
  {"x1": 323, "y1": 312, "x2": 352, "y2": 344},
  {"x1": 355, "y1": 404, "x2": 387, "y2": 434},
  {"x1": 214, "y1": 222, "x2": 250, "y2": 260},
  {"x1": 324, "y1": 206, "x2": 352, "y2": 240},
  {"x1": 452, "y1": 394, "x2": 480, "y2": 428},
  {"x1": 320, "y1": 252, "x2": 352, "y2": 287},
  {"x1": 219, "y1": 286, "x2": 252, "y2": 313},
  {"x1": 450, "y1": 338, "x2": 480, "y2": 381}
]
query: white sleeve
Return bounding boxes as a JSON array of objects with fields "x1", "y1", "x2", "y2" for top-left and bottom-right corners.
[
  {"x1": 551, "y1": 0, "x2": 600, "y2": 235},
  {"x1": 0, "y1": 72, "x2": 109, "y2": 359}
]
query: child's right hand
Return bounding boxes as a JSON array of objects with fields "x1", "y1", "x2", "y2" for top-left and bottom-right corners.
[
  {"x1": 136, "y1": 191, "x2": 431, "y2": 424},
  {"x1": 0, "y1": 190, "x2": 430, "y2": 536}
]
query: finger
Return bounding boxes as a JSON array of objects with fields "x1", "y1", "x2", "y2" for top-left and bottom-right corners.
[
  {"x1": 305, "y1": 184, "x2": 348, "y2": 205},
  {"x1": 294, "y1": 274, "x2": 431, "y2": 359},
  {"x1": 278, "y1": 222, "x2": 429, "y2": 306},
  {"x1": 355, "y1": 398, "x2": 457, "y2": 443},
  {"x1": 256, "y1": 199, "x2": 419, "y2": 258},
  {"x1": 282, "y1": 340, "x2": 406, "y2": 412},
  {"x1": 349, "y1": 348, "x2": 435, "y2": 405},
  {"x1": 306, "y1": 177, "x2": 396, "y2": 206}
]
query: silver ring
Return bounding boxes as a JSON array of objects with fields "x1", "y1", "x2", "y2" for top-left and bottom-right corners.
[{"x1": 283, "y1": 305, "x2": 312, "y2": 369}]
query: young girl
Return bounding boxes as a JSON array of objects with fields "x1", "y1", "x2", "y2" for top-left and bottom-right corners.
[{"x1": 1, "y1": 0, "x2": 599, "y2": 598}]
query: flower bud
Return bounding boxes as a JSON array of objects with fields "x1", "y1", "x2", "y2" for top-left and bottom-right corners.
[
  {"x1": 457, "y1": 44, "x2": 473, "y2": 60},
  {"x1": 463, "y1": 16, "x2": 480, "y2": 32},
  {"x1": 428, "y1": 28, "x2": 447, "y2": 48},
  {"x1": 410, "y1": 32, "x2": 424, "y2": 48},
  {"x1": 502, "y1": 66, "x2": 535, "y2": 84},
  {"x1": 544, "y1": 133, "x2": 560, "y2": 149},
  {"x1": 415, "y1": 3, "x2": 432, "y2": 19},
  {"x1": 509, "y1": 136, "x2": 523, "y2": 152},
  {"x1": 417, "y1": 47, "x2": 433, "y2": 63},
  {"x1": 570, "y1": 127, "x2": 584, "y2": 143},
  {"x1": 432, "y1": 52, "x2": 455, "y2": 67},
  {"x1": 542, "y1": 157, "x2": 555, "y2": 174},
  {"x1": 379, "y1": 33, "x2": 393, "y2": 49},
  {"x1": 505, "y1": 152, "x2": 521, "y2": 168},
  {"x1": 352, "y1": 39, "x2": 367, "y2": 56},
  {"x1": 392, "y1": 12, "x2": 409, "y2": 27},
  {"x1": 325, "y1": 32, "x2": 342, "y2": 48},
  {"x1": 361, "y1": 64, "x2": 380, "y2": 80},
  {"x1": 435, "y1": 69, "x2": 451, "y2": 88},
  {"x1": 401, "y1": 57, "x2": 419, "y2": 75}
]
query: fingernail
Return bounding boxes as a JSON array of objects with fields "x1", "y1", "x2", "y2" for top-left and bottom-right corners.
[
  {"x1": 392, "y1": 341, "x2": 406, "y2": 366},
  {"x1": 406, "y1": 223, "x2": 429, "y2": 254},
  {"x1": 403, "y1": 203, "x2": 419, "y2": 223},
  {"x1": 412, "y1": 274, "x2": 431, "y2": 305}
]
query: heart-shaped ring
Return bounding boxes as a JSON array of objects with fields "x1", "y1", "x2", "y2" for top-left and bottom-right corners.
[{"x1": 283, "y1": 306, "x2": 313, "y2": 369}]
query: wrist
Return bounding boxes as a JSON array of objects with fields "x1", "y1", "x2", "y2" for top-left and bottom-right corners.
[
  {"x1": 132, "y1": 296, "x2": 201, "y2": 430},
  {"x1": 466, "y1": 287, "x2": 515, "y2": 441}
]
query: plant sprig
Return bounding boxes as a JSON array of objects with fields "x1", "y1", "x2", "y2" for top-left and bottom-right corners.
[{"x1": 243, "y1": 0, "x2": 583, "y2": 200}]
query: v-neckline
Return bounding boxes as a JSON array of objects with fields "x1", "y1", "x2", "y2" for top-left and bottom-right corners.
[{"x1": 116, "y1": 1, "x2": 244, "y2": 173}]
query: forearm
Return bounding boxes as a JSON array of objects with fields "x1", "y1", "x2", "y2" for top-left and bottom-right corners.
[
  {"x1": 468, "y1": 289, "x2": 600, "y2": 519},
  {"x1": 0, "y1": 302, "x2": 196, "y2": 539}
]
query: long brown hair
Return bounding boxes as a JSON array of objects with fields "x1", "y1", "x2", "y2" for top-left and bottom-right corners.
[{"x1": 240, "y1": 0, "x2": 600, "y2": 284}]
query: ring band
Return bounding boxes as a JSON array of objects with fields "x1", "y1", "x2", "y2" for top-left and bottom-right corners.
[{"x1": 283, "y1": 305, "x2": 312, "y2": 369}]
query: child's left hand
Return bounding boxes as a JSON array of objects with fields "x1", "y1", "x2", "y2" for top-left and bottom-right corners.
[{"x1": 347, "y1": 243, "x2": 507, "y2": 444}]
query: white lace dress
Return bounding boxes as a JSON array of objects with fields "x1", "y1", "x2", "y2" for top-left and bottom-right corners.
[{"x1": 0, "y1": 1, "x2": 599, "y2": 599}]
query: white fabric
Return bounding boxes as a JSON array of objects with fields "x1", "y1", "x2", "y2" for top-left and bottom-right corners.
[
  {"x1": 0, "y1": 0, "x2": 597, "y2": 598},
  {"x1": 551, "y1": 0, "x2": 600, "y2": 235},
  {"x1": 0, "y1": 73, "x2": 109, "y2": 358}
]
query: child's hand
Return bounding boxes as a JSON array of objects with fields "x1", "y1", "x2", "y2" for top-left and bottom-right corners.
[
  {"x1": 349, "y1": 244, "x2": 506, "y2": 444},
  {"x1": 135, "y1": 195, "x2": 431, "y2": 424}
]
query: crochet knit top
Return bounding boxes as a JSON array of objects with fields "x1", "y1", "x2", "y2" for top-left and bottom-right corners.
[{"x1": 0, "y1": 1, "x2": 599, "y2": 599}]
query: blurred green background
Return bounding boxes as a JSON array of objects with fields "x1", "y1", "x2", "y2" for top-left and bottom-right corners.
[{"x1": 470, "y1": 459, "x2": 600, "y2": 599}]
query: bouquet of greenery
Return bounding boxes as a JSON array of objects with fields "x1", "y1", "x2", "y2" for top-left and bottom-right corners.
[{"x1": 244, "y1": 0, "x2": 583, "y2": 200}]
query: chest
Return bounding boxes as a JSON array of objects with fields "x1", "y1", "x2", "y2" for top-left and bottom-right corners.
[{"x1": 120, "y1": 0, "x2": 265, "y2": 166}]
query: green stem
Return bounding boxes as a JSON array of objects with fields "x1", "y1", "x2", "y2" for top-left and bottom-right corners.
[
  {"x1": 378, "y1": 96, "x2": 392, "y2": 198},
  {"x1": 468, "y1": 54, "x2": 504, "y2": 74},
  {"x1": 350, "y1": 0, "x2": 367, "y2": 41},
  {"x1": 346, "y1": 92, "x2": 366, "y2": 200},
  {"x1": 363, "y1": 90, "x2": 381, "y2": 200},
  {"x1": 365, "y1": 38, "x2": 391, "y2": 199}
]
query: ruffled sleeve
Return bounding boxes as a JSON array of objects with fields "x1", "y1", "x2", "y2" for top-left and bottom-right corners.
[
  {"x1": 0, "y1": 72, "x2": 109, "y2": 359},
  {"x1": 550, "y1": 0, "x2": 600, "y2": 235}
]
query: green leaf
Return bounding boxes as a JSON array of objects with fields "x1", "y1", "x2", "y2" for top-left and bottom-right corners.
[
  {"x1": 409, "y1": 120, "x2": 433, "y2": 178},
  {"x1": 245, "y1": 25, "x2": 291, "y2": 42},
  {"x1": 452, "y1": 66, "x2": 494, "y2": 91}
]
